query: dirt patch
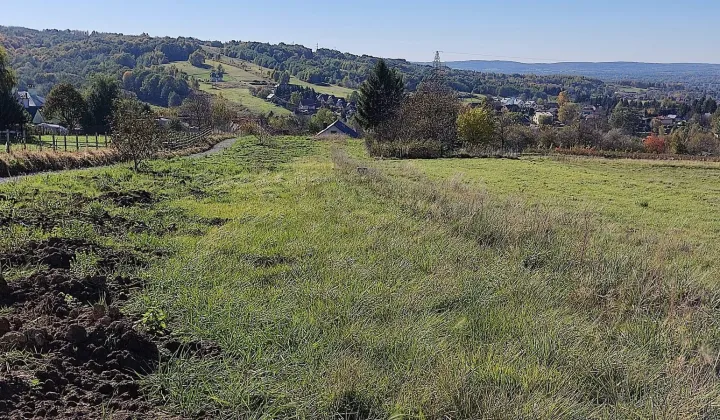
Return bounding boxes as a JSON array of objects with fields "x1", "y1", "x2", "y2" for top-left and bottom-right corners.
[
  {"x1": 101, "y1": 190, "x2": 154, "y2": 207},
  {"x1": 0, "y1": 239, "x2": 220, "y2": 419},
  {"x1": 0, "y1": 238, "x2": 142, "y2": 273}
]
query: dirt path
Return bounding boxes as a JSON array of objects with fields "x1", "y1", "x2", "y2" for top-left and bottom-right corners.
[{"x1": 0, "y1": 137, "x2": 239, "y2": 185}]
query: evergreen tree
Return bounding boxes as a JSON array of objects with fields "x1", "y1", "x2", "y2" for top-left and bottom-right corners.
[
  {"x1": 356, "y1": 59, "x2": 404, "y2": 136},
  {"x1": 85, "y1": 75, "x2": 120, "y2": 133}
]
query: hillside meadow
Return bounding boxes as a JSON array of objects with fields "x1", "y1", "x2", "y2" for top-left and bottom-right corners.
[{"x1": 1, "y1": 138, "x2": 720, "y2": 418}]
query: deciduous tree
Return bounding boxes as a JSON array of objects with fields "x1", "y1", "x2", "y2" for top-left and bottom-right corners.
[
  {"x1": 44, "y1": 83, "x2": 87, "y2": 130},
  {"x1": 111, "y1": 98, "x2": 161, "y2": 171},
  {"x1": 189, "y1": 50, "x2": 205, "y2": 67},
  {"x1": 558, "y1": 102, "x2": 580, "y2": 125},
  {"x1": 0, "y1": 46, "x2": 25, "y2": 130},
  {"x1": 457, "y1": 106, "x2": 496, "y2": 147},
  {"x1": 85, "y1": 75, "x2": 120, "y2": 133}
]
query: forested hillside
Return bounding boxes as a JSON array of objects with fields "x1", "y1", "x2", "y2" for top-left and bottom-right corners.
[
  {"x1": 223, "y1": 42, "x2": 609, "y2": 101},
  {"x1": 0, "y1": 25, "x2": 611, "y2": 107},
  {"x1": 0, "y1": 26, "x2": 199, "y2": 106}
]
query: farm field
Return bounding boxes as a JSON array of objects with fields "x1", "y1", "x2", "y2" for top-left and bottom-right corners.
[{"x1": 1, "y1": 139, "x2": 720, "y2": 418}]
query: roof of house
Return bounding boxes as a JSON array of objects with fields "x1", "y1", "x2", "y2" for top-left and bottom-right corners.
[
  {"x1": 17, "y1": 91, "x2": 45, "y2": 108},
  {"x1": 316, "y1": 119, "x2": 359, "y2": 138}
]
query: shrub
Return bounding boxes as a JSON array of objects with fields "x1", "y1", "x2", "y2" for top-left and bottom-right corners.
[
  {"x1": 365, "y1": 139, "x2": 442, "y2": 159},
  {"x1": 643, "y1": 134, "x2": 666, "y2": 154}
]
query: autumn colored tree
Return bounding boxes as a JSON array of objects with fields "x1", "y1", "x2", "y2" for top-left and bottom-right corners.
[
  {"x1": 643, "y1": 133, "x2": 666, "y2": 153},
  {"x1": 457, "y1": 106, "x2": 496, "y2": 146},
  {"x1": 558, "y1": 103, "x2": 581, "y2": 125},
  {"x1": 557, "y1": 91, "x2": 570, "y2": 107}
]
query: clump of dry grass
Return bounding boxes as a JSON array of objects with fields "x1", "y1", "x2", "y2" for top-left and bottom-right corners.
[
  {"x1": 0, "y1": 149, "x2": 122, "y2": 177},
  {"x1": 0, "y1": 134, "x2": 236, "y2": 178}
]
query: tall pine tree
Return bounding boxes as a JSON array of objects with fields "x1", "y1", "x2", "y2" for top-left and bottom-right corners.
[{"x1": 356, "y1": 59, "x2": 404, "y2": 137}]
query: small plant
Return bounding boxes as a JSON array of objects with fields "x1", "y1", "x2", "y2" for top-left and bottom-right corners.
[
  {"x1": 61, "y1": 293, "x2": 81, "y2": 309},
  {"x1": 86, "y1": 202, "x2": 108, "y2": 223},
  {"x1": 70, "y1": 250, "x2": 99, "y2": 278},
  {"x1": 137, "y1": 308, "x2": 168, "y2": 335},
  {"x1": 637, "y1": 200, "x2": 650, "y2": 208}
]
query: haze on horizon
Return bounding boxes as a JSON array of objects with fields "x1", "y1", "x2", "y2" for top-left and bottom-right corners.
[{"x1": 2, "y1": 0, "x2": 719, "y2": 65}]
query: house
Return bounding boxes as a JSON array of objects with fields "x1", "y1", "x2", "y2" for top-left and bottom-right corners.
[
  {"x1": 297, "y1": 99, "x2": 318, "y2": 115},
  {"x1": 533, "y1": 112, "x2": 554, "y2": 125},
  {"x1": 315, "y1": 120, "x2": 359, "y2": 138},
  {"x1": 16, "y1": 91, "x2": 45, "y2": 122},
  {"x1": 655, "y1": 115, "x2": 677, "y2": 127}
]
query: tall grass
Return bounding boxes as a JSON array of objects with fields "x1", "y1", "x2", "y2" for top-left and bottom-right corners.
[{"x1": 96, "y1": 139, "x2": 720, "y2": 418}]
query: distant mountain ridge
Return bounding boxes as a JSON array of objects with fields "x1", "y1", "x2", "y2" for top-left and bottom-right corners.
[{"x1": 441, "y1": 60, "x2": 720, "y2": 83}]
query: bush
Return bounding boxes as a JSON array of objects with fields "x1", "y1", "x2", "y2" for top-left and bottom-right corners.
[
  {"x1": 643, "y1": 134, "x2": 666, "y2": 153},
  {"x1": 365, "y1": 139, "x2": 442, "y2": 159}
]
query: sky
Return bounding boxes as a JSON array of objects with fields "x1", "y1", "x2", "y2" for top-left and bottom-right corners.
[{"x1": 2, "y1": 0, "x2": 720, "y2": 64}]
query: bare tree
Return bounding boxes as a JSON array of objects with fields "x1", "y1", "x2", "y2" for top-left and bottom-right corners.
[{"x1": 111, "y1": 98, "x2": 161, "y2": 171}]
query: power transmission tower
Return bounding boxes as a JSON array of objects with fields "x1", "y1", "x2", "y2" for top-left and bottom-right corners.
[{"x1": 433, "y1": 51, "x2": 442, "y2": 71}]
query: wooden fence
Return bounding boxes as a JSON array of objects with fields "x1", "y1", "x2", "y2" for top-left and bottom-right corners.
[{"x1": 2, "y1": 128, "x2": 215, "y2": 154}]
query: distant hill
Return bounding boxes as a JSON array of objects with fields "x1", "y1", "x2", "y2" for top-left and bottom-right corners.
[{"x1": 442, "y1": 60, "x2": 720, "y2": 84}]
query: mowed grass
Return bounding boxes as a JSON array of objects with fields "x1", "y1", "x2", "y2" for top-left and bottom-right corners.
[
  {"x1": 3, "y1": 139, "x2": 720, "y2": 418},
  {"x1": 166, "y1": 60, "x2": 291, "y2": 115}
]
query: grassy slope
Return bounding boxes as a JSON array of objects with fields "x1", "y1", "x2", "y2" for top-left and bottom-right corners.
[
  {"x1": 2, "y1": 140, "x2": 720, "y2": 418},
  {"x1": 167, "y1": 58, "x2": 356, "y2": 115},
  {"x1": 167, "y1": 60, "x2": 291, "y2": 115}
]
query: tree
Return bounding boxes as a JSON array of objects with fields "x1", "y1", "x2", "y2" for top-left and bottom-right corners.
[
  {"x1": 309, "y1": 108, "x2": 337, "y2": 133},
  {"x1": 111, "y1": 98, "x2": 161, "y2": 171},
  {"x1": 557, "y1": 91, "x2": 570, "y2": 107},
  {"x1": 610, "y1": 104, "x2": 642, "y2": 134},
  {"x1": 189, "y1": 50, "x2": 205, "y2": 67},
  {"x1": 180, "y1": 91, "x2": 212, "y2": 128},
  {"x1": 394, "y1": 78, "x2": 460, "y2": 149},
  {"x1": 457, "y1": 106, "x2": 496, "y2": 147},
  {"x1": 537, "y1": 114, "x2": 554, "y2": 127},
  {"x1": 0, "y1": 46, "x2": 25, "y2": 130},
  {"x1": 216, "y1": 64, "x2": 225, "y2": 75},
  {"x1": 356, "y1": 59, "x2": 405, "y2": 136},
  {"x1": 279, "y1": 71, "x2": 291, "y2": 85},
  {"x1": 289, "y1": 91, "x2": 302, "y2": 108},
  {"x1": 85, "y1": 75, "x2": 119, "y2": 133},
  {"x1": 496, "y1": 109, "x2": 523, "y2": 149},
  {"x1": 558, "y1": 103, "x2": 580, "y2": 125},
  {"x1": 211, "y1": 96, "x2": 237, "y2": 130},
  {"x1": 44, "y1": 83, "x2": 87, "y2": 130}
]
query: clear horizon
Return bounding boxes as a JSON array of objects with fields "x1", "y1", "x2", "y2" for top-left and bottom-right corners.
[{"x1": 2, "y1": 0, "x2": 720, "y2": 64}]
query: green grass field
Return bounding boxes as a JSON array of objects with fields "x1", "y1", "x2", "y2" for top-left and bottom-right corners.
[
  {"x1": 166, "y1": 58, "x2": 356, "y2": 115},
  {"x1": 1, "y1": 134, "x2": 111, "y2": 153},
  {"x1": 165, "y1": 60, "x2": 291, "y2": 116},
  {"x1": 2, "y1": 139, "x2": 720, "y2": 418}
]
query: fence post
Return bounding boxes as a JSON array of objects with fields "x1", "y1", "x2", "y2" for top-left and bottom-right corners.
[
  {"x1": 105, "y1": 134, "x2": 108, "y2": 147},
  {"x1": 75, "y1": 134, "x2": 79, "y2": 150},
  {"x1": 52, "y1": 134, "x2": 56, "y2": 151},
  {"x1": 5, "y1": 129, "x2": 9, "y2": 154},
  {"x1": 95, "y1": 133, "x2": 99, "y2": 149},
  {"x1": 85, "y1": 134, "x2": 89, "y2": 150},
  {"x1": 64, "y1": 135, "x2": 67, "y2": 151}
]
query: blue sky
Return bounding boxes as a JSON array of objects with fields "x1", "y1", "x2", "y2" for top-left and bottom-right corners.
[{"x1": 2, "y1": 0, "x2": 720, "y2": 63}]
